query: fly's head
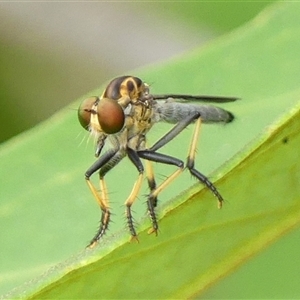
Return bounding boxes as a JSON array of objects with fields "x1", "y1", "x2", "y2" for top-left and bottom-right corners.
[{"x1": 77, "y1": 76, "x2": 154, "y2": 155}]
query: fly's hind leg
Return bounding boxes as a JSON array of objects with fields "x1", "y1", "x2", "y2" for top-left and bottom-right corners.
[
  {"x1": 150, "y1": 112, "x2": 224, "y2": 206},
  {"x1": 138, "y1": 112, "x2": 224, "y2": 235},
  {"x1": 186, "y1": 117, "x2": 224, "y2": 208}
]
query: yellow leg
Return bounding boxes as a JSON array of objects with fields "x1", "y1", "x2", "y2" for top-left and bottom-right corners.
[
  {"x1": 147, "y1": 167, "x2": 183, "y2": 235},
  {"x1": 86, "y1": 178, "x2": 111, "y2": 248},
  {"x1": 99, "y1": 178, "x2": 109, "y2": 209},
  {"x1": 86, "y1": 179, "x2": 107, "y2": 209},
  {"x1": 150, "y1": 168, "x2": 183, "y2": 199},
  {"x1": 187, "y1": 117, "x2": 223, "y2": 208},
  {"x1": 124, "y1": 173, "x2": 144, "y2": 241},
  {"x1": 145, "y1": 160, "x2": 156, "y2": 193},
  {"x1": 188, "y1": 117, "x2": 202, "y2": 164}
]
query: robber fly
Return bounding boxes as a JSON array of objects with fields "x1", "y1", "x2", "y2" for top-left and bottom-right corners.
[{"x1": 78, "y1": 75, "x2": 238, "y2": 248}]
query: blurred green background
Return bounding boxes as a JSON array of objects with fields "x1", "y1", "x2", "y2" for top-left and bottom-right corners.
[{"x1": 0, "y1": 1, "x2": 275, "y2": 143}]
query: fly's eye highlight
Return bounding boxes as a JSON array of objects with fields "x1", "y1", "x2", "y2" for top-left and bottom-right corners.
[
  {"x1": 96, "y1": 97, "x2": 125, "y2": 134},
  {"x1": 78, "y1": 96, "x2": 98, "y2": 130}
]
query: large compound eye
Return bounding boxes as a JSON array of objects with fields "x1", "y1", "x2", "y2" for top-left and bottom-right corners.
[
  {"x1": 97, "y1": 98, "x2": 125, "y2": 134},
  {"x1": 78, "y1": 96, "x2": 125, "y2": 134},
  {"x1": 78, "y1": 97, "x2": 98, "y2": 130}
]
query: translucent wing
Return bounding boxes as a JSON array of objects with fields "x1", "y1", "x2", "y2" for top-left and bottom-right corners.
[{"x1": 152, "y1": 94, "x2": 239, "y2": 103}]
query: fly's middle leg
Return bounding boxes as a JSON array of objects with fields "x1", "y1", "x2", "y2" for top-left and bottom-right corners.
[
  {"x1": 138, "y1": 150, "x2": 184, "y2": 235},
  {"x1": 145, "y1": 159, "x2": 157, "y2": 206},
  {"x1": 144, "y1": 159, "x2": 159, "y2": 235},
  {"x1": 126, "y1": 147, "x2": 145, "y2": 241}
]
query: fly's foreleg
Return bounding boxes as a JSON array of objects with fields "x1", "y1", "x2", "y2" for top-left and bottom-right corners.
[{"x1": 85, "y1": 149, "x2": 118, "y2": 248}]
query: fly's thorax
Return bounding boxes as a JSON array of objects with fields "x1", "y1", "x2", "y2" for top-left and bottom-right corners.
[
  {"x1": 134, "y1": 100, "x2": 153, "y2": 120},
  {"x1": 132, "y1": 100, "x2": 155, "y2": 135},
  {"x1": 125, "y1": 112, "x2": 153, "y2": 137},
  {"x1": 127, "y1": 131, "x2": 147, "y2": 151},
  {"x1": 101, "y1": 76, "x2": 149, "y2": 101},
  {"x1": 108, "y1": 128, "x2": 128, "y2": 153},
  {"x1": 121, "y1": 101, "x2": 154, "y2": 151}
]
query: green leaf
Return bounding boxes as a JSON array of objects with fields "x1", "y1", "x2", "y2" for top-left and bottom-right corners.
[{"x1": 1, "y1": 2, "x2": 300, "y2": 299}]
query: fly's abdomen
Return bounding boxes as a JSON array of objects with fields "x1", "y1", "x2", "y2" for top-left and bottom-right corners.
[{"x1": 156, "y1": 102, "x2": 234, "y2": 124}]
